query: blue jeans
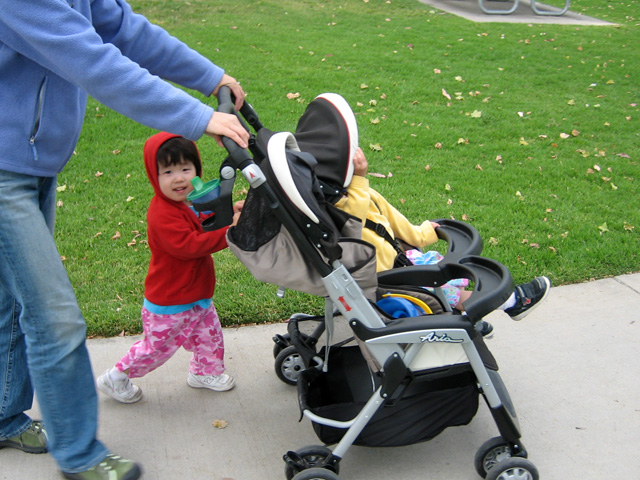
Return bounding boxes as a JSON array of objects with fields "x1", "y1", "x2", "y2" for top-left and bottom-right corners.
[{"x1": 0, "y1": 170, "x2": 109, "y2": 472}]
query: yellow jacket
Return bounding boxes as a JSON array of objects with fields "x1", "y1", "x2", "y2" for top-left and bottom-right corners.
[{"x1": 334, "y1": 176, "x2": 439, "y2": 272}]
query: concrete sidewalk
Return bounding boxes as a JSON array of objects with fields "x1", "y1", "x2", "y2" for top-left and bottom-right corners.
[
  {"x1": 417, "y1": 0, "x2": 616, "y2": 25},
  {"x1": 5, "y1": 273, "x2": 640, "y2": 479}
]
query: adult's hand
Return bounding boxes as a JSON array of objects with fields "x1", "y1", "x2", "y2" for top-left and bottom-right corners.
[
  {"x1": 212, "y1": 74, "x2": 245, "y2": 111},
  {"x1": 205, "y1": 111, "x2": 249, "y2": 149}
]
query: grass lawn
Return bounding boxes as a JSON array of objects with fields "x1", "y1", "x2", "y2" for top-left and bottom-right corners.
[{"x1": 54, "y1": 0, "x2": 639, "y2": 336}]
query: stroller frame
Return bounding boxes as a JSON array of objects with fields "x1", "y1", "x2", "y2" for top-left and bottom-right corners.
[{"x1": 195, "y1": 88, "x2": 538, "y2": 480}]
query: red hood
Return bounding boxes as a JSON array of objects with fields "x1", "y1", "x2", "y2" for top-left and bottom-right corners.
[{"x1": 144, "y1": 131, "x2": 202, "y2": 204}]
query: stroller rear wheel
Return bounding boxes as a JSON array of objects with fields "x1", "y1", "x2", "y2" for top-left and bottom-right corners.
[
  {"x1": 273, "y1": 332, "x2": 316, "y2": 358},
  {"x1": 485, "y1": 457, "x2": 539, "y2": 480},
  {"x1": 275, "y1": 345, "x2": 305, "y2": 385},
  {"x1": 291, "y1": 467, "x2": 340, "y2": 480},
  {"x1": 284, "y1": 445, "x2": 339, "y2": 480}
]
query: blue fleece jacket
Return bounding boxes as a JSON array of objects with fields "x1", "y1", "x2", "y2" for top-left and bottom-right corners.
[{"x1": 0, "y1": 0, "x2": 224, "y2": 177}]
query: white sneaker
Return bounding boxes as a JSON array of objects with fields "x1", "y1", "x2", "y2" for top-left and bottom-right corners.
[
  {"x1": 187, "y1": 372, "x2": 235, "y2": 392},
  {"x1": 96, "y1": 369, "x2": 143, "y2": 403}
]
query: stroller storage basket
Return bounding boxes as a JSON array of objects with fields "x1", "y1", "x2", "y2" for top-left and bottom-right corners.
[{"x1": 298, "y1": 346, "x2": 479, "y2": 448}]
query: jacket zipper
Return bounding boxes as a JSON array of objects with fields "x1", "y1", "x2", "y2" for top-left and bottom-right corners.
[{"x1": 30, "y1": 78, "x2": 47, "y2": 161}]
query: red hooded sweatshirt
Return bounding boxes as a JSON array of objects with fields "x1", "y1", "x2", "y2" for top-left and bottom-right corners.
[{"x1": 143, "y1": 132, "x2": 229, "y2": 307}]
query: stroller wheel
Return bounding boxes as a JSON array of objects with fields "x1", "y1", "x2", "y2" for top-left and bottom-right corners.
[
  {"x1": 275, "y1": 346, "x2": 305, "y2": 385},
  {"x1": 273, "y1": 332, "x2": 316, "y2": 358},
  {"x1": 284, "y1": 445, "x2": 339, "y2": 480},
  {"x1": 474, "y1": 436, "x2": 527, "y2": 478},
  {"x1": 273, "y1": 333, "x2": 293, "y2": 358},
  {"x1": 291, "y1": 467, "x2": 339, "y2": 480},
  {"x1": 485, "y1": 457, "x2": 539, "y2": 480}
]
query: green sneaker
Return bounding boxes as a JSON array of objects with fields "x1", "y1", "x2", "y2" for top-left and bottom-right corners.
[
  {"x1": 62, "y1": 454, "x2": 142, "y2": 480},
  {"x1": 0, "y1": 420, "x2": 47, "y2": 454}
]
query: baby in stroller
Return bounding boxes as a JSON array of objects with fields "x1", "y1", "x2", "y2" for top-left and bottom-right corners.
[
  {"x1": 339, "y1": 146, "x2": 551, "y2": 327},
  {"x1": 191, "y1": 88, "x2": 541, "y2": 480}
]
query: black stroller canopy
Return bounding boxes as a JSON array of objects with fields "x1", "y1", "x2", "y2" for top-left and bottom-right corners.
[{"x1": 294, "y1": 93, "x2": 359, "y2": 203}]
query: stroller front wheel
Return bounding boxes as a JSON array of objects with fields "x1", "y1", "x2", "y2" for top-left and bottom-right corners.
[
  {"x1": 475, "y1": 436, "x2": 531, "y2": 479},
  {"x1": 485, "y1": 457, "x2": 539, "y2": 480},
  {"x1": 275, "y1": 345, "x2": 305, "y2": 385},
  {"x1": 291, "y1": 467, "x2": 339, "y2": 480}
]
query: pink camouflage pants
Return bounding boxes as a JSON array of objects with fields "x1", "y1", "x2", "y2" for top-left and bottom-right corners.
[{"x1": 116, "y1": 303, "x2": 225, "y2": 378}]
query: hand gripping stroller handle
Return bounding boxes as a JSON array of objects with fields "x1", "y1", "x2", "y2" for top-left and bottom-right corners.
[{"x1": 216, "y1": 86, "x2": 255, "y2": 167}]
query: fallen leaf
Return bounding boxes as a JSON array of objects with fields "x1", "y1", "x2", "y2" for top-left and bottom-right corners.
[
  {"x1": 56, "y1": 184, "x2": 67, "y2": 192},
  {"x1": 95, "y1": 171, "x2": 104, "y2": 177},
  {"x1": 370, "y1": 117, "x2": 380, "y2": 125},
  {"x1": 624, "y1": 222, "x2": 634, "y2": 231},
  {"x1": 571, "y1": 129, "x2": 580, "y2": 137},
  {"x1": 369, "y1": 172, "x2": 387, "y2": 178},
  {"x1": 111, "y1": 231, "x2": 121, "y2": 240},
  {"x1": 442, "y1": 88, "x2": 451, "y2": 100},
  {"x1": 286, "y1": 92, "x2": 300, "y2": 99},
  {"x1": 598, "y1": 222, "x2": 608, "y2": 234},
  {"x1": 434, "y1": 142, "x2": 442, "y2": 149},
  {"x1": 369, "y1": 143, "x2": 382, "y2": 151},
  {"x1": 213, "y1": 419, "x2": 229, "y2": 429},
  {"x1": 559, "y1": 133, "x2": 570, "y2": 139},
  {"x1": 470, "y1": 110, "x2": 482, "y2": 118}
]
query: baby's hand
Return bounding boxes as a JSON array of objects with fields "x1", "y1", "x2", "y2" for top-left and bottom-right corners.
[{"x1": 353, "y1": 147, "x2": 368, "y2": 177}]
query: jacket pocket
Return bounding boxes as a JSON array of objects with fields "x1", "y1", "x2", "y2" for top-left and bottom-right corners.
[{"x1": 30, "y1": 76, "x2": 48, "y2": 162}]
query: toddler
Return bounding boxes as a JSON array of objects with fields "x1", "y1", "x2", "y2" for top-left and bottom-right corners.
[{"x1": 97, "y1": 132, "x2": 242, "y2": 403}]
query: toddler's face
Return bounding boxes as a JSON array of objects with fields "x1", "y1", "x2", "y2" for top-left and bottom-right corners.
[{"x1": 158, "y1": 159, "x2": 197, "y2": 203}]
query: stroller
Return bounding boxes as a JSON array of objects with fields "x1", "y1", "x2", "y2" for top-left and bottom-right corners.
[{"x1": 190, "y1": 87, "x2": 539, "y2": 480}]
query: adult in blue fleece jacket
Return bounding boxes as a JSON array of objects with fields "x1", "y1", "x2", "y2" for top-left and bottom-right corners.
[{"x1": 0, "y1": 0, "x2": 250, "y2": 478}]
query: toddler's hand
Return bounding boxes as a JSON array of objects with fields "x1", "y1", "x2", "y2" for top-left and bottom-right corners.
[{"x1": 233, "y1": 200, "x2": 245, "y2": 214}]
